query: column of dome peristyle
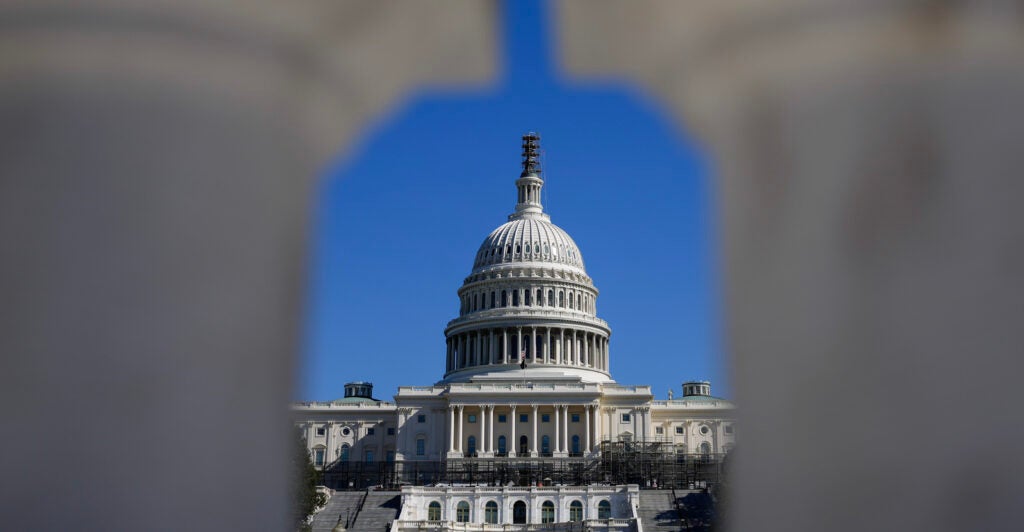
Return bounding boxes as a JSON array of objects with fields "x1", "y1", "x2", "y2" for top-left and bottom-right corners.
[{"x1": 440, "y1": 134, "x2": 612, "y2": 384}]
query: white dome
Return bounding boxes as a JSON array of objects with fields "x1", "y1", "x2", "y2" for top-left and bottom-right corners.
[{"x1": 472, "y1": 217, "x2": 585, "y2": 273}]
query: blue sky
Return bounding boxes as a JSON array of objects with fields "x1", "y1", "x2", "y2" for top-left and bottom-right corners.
[{"x1": 300, "y1": 1, "x2": 728, "y2": 401}]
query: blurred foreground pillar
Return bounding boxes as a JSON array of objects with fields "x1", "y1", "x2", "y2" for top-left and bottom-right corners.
[
  {"x1": 0, "y1": 2, "x2": 495, "y2": 530},
  {"x1": 559, "y1": 2, "x2": 1024, "y2": 530}
]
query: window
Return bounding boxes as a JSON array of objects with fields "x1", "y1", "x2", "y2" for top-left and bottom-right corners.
[
  {"x1": 571, "y1": 414, "x2": 580, "y2": 423},
  {"x1": 525, "y1": 290, "x2": 531, "y2": 306},
  {"x1": 542, "y1": 414, "x2": 550, "y2": 423},
  {"x1": 386, "y1": 450, "x2": 395, "y2": 462},
  {"x1": 700, "y1": 442, "x2": 711, "y2": 455},
  {"x1": 513, "y1": 501, "x2": 527, "y2": 524},
  {"x1": 519, "y1": 435, "x2": 528, "y2": 455},
  {"x1": 519, "y1": 414, "x2": 528, "y2": 423},
  {"x1": 417, "y1": 414, "x2": 426, "y2": 423},
  {"x1": 313, "y1": 447, "x2": 325, "y2": 466},
  {"x1": 512, "y1": 290, "x2": 519, "y2": 306},
  {"x1": 675, "y1": 426, "x2": 684, "y2": 435},
  {"x1": 387, "y1": 427, "x2": 395, "y2": 436},
  {"x1": 456, "y1": 501, "x2": 470, "y2": 523},
  {"x1": 498, "y1": 414, "x2": 507, "y2": 423},
  {"x1": 542, "y1": 435, "x2": 550, "y2": 455},
  {"x1": 490, "y1": 292, "x2": 495, "y2": 308},
  {"x1": 315, "y1": 426, "x2": 326, "y2": 436},
  {"x1": 367, "y1": 428, "x2": 375, "y2": 436},
  {"x1": 340, "y1": 444, "x2": 349, "y2": 461},
  {"x1": 501, "y1": 291, "x2": 508, "y2": 307},
  {"x1": 485, "y1": 501, "x2": 498, "y2": 524},
  {"x1": 598, "y1": 500, "x2": 611, "y2": 519},
  {"x1": 536, "y1": 289, "x2": 542, "y2": 305},
  {"x1": 559, "y1": 292, "x2": 565, "y2": 307},
  {"x1": 498, "y1": 436, "x2": 507, "y2": 455},
  {"x1": 569, "y1": 501, "x2": 583, "y2": 522},
  {"x1": 468, "y1": 436, "x2": 476, "y2": 456},
  {"x1": 416, "y1": 438, "x2": 425, "y2": 456},
  {"x1": 342, "y1": 427, "x2": 350, "y2": 435},
  {"x1": 468, "y1": 414, "x2": 477, "y2": 423},
  {"x1": 541, "y1": 501, "x2": 555, "y2": 523},
  {"x1": 547, "y1": 289, "x2": 554, "y2": 306},
  {"x1": 656, "y1": 426, "x2": 664, "y2": 435},
  {"x1": 700, "y1": 425, "x2": 710, "y2": 435},
  {"x1": 725, "y1": 425, "x2": 734, "y2": 435},
  {"x1": 571, "y1": 435, "x2": 580, "y2": 455},
  {"x1": 621, "y1": 413, "x2": 631, "y2": 423},
  {"x1": 365, "y1": 450, "x2": 374, "y2": 463},
  {"x1": 428, "y1": 502, "x2": 441, "y2": 521}
]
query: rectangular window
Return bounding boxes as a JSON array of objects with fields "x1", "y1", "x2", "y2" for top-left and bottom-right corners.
[
  {"x1": 656, "y1": 426, "x2": 664, "y2": 435},
  {"x1": 387, "y1": 427, "x2": 395, "y2": 436},
  {"x1": 365, "y1": 450, "x2": 374, "y2": 463},
  {"x1": 468, "y1": 414, "x2": 477, "y2": 423},
  {"x1": 571, "y1": 414, "x2": 580, "y2": 423},
  {"x1": 541, "y1": 414, "x2": 550, "y2": 423},
  {"x1": 416, "y1": 438, "x2": 425, "y2": 456},
  {"x1": 386, "y1": 451, "x2": 395, "y2": 462},
  {"x1": 315, "y1": 426, "x2": 326, "y2": 436},
  {"x1": 313, "y1": 448, "x2": 325, "y2": 466},
  {"x1": 621, "y1": 413, "x2": 631, "y2": 423},
  {"x1": 367, "y1": 428, "x2": 375, "y2": 435},
  {"x1": 725, "y1": 425, "x2": 734, "y2": 435},
  {"x1": 417, "y1": 414, "x2": 426, "y2": 423},
  {"x1": 520, "y1": 414, "x2": 528, "y2": 423},
  {"x1": 498, "y1": 414, "x2": 507, "y2": 423},
  {"x1": 675, "y1": 426, "x2": 684, "y2": 434}
]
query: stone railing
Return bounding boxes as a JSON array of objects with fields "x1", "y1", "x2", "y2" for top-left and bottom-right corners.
[
  {"x1": 390, "y1": 518, "x2": 636, "y2": 531},
  {"x1": 445, "y1": 308, "x2": 610, "y2": 330},
  {"x1": 292, "y1": 401, "x2": 397, "y2": 410}
]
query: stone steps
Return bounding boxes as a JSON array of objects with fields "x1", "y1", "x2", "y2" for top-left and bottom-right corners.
[
  {"x1": 349, "y1": 492, "x2": 401, "y2": 532},
  {"x1": 310, "y1": 491, "x2": 366, "y2": 531},
  {"x1": 637, "y1": 490, "x2": 680, "y2": 531}
]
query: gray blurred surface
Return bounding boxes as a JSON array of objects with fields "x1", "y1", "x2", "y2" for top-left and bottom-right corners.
[
  {"x1": 558, "y1": 1, "x2": 1024, "y2": 530},
  {"x1": 0, "y1": 2, "x2": 496, "y2": 530}
]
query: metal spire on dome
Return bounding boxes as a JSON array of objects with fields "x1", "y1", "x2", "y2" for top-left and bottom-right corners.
[{"x1": 521, "y1": 132, "x2": 541, "y2": 177}]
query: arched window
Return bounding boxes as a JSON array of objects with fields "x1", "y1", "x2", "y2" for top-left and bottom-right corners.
[
  {"x1": 467, "y1": 436, "x2": 476, "y2": 456},
  {"x1": 700, "y1": 441, "x2": 711, "y2": 456},
  {"x1": 485, "y1": 501, "x2": 498, "y2": 524},
  {"x1": 512, "y1": 290, "x2": 519, "y2": 306},
  {"x1": 541, "y1": 435, "x2": 550, "y2": 456},
  {"x1": 501, "y1": 290, "x2": 508, "y2": 307},
  {"x1": 491, "y1": 292, "x2": 496, "y2": 308},
  {"x1": 457, "y1": 501, "x2": 470, "y2": 523},
  {"x1": 536, "y1": 289, "x2": 543, "y2": 305},
  {"x1": 598, "y1": 500, "x2": 611, "y2": 519},
  {"x1": 559, "y1": 291, "x2": 565, "y2": 307},
  {"x1": 472, "y1": 294, "x2": 477, "y2": 311},
  {"x1": 519, "y1": 435, "x2": 528, "y2": 455},
  {"x1": 541, "y1": 501, "x2": 555, "y2": 523},
  {"x1": 523, "y1": 335, "x2": 531, "y2": 358},
  {"x1": 525, "y1": 243, "x2": 531, "y2": 254},
  {"x1": 416, "y1": 437, "x2": 426, "y2": 456},
  {"x1": 312, "y1": 445, "x2": 325, "y2": 466},
  {"x1": 547, "y1": 289, "x2": 553, "y2": 306},
  {"x1": 568, "y1": 291, "x2": 574, "y2": 309},
  {"x1": 516, "y1": 243, "x2": 521, "y2": 254},
  {"x1": 498, "y1": 435, "x2": 507, "y2": 456},
  {"x1": 513, "y1": 501, "x2": 527, "y2": 524},
  {"x1": 577, "y1": 293, "x2": 582, "y2": 309},
  {"x1": 569, "y1": 501, "x2": 583, "y2": 522},
  {"x1": 536, "y1": 335, "x2": 543, "y2": 358},
  {"x1": 428, "y1": 501, "x2": 441, "y2": 521},
  {"x1": 544, "y1": 243, "x2": 550, "y2": 254},
  {"x1": 340, "y1": 444, "x2": 350, "y2": 461},
  {"x1": 572, "y1": 435, "x2": 580, "y2": 455},
  {"x1": 524, "y1": 290, "x2": 531, "y2": 306}
]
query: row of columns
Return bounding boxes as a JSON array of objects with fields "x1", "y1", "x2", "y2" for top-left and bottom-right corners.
[
  {"x1": 445, "y1": 327, "x2": 609, "y2": 373},
  {"x1": 460, "y1": 286, "x2": 595, "y2": 316},
  {"x1": 447, "y1": 404, "x2": 602, "y2": 457}
]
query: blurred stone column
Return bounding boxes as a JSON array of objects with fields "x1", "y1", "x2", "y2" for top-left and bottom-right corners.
[
  {"x1": 559, "y1": 1, "x2": 1024, "y2": 530},
  {"x1": 0, "y1": 1, "x2": 495, "y2": 530}
]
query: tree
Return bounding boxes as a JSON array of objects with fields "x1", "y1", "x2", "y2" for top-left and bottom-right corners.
[{"x1": 292, "y1": 430, "x2": 326, "y2": 530}]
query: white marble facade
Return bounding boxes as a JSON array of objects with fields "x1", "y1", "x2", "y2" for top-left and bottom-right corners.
[{"x1": 294, "y1": 133, "x2": 735, "y2": 471}]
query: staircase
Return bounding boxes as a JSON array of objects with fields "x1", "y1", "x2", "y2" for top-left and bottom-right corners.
[
  {"x1": 637, "y1": 490, "x2": 680, "y2": 531},
  {"x1": 349, "y1": 492, "x2": 401, "y2": 532},
  {"x1": 309, "y1": 491, "x2": 366, "y2": 532}
]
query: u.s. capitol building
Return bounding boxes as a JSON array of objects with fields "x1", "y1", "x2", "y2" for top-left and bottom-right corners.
[{"x1": 295, "y1": 134, "x2": 735, "y2": 529}]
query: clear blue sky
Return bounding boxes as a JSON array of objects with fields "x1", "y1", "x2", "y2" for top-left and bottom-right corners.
[{"x1": 300, "y1": 1, "x2": 728, "y2": 401}]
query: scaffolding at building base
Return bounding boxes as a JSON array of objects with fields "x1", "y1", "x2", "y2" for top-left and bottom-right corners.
[{"x1": 319, "y1": 441, "x2": 728, "y2": 491}]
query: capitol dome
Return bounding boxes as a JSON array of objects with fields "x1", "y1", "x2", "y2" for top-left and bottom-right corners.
[{"x1": 441, "y1": 133, "x2": 612, "y2": 384}]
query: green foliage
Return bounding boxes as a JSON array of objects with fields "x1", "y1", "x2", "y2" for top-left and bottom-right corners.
[{"x1": 292, "y1": 430, "x2": 326, "y2": 529}]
